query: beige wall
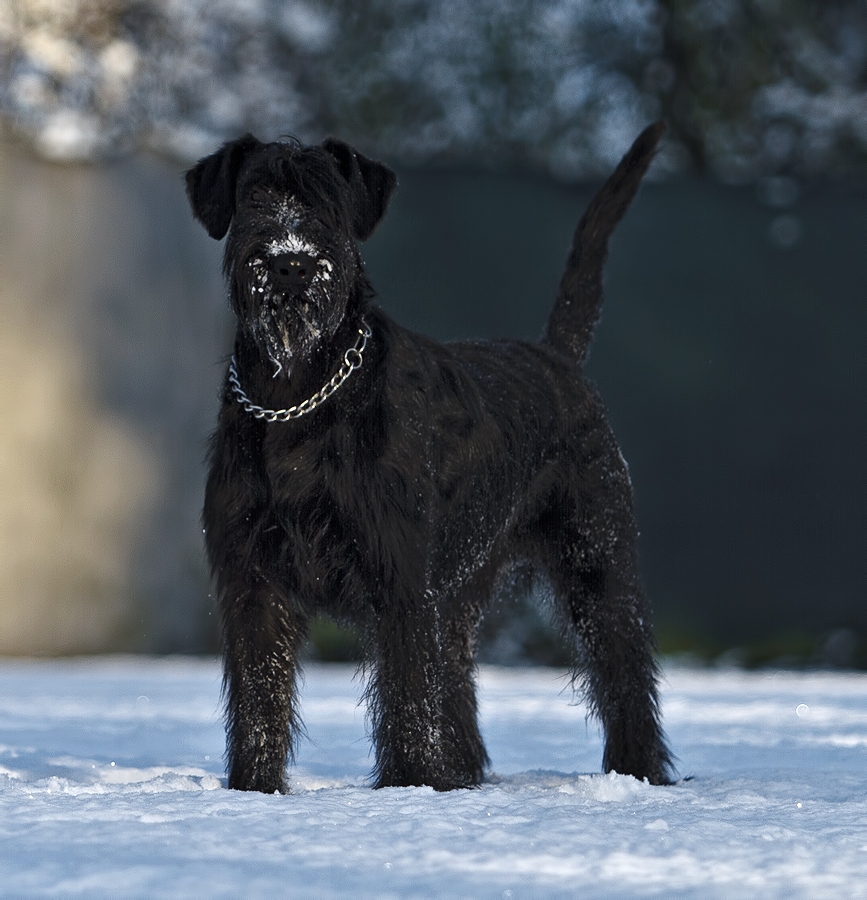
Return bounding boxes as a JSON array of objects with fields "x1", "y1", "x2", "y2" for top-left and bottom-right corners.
[{"x1": 0, "y1": 137, "x2": 228, "y2": 654}]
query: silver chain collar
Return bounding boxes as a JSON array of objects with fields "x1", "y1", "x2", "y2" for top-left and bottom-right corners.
[{"x1": 228, "y1": 320, "x2": 372, "y2": 422}]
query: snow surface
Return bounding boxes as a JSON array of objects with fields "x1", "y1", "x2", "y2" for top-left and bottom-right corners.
[{"x1": 2, "y1": 657, "x2": 867, "y2": 898}]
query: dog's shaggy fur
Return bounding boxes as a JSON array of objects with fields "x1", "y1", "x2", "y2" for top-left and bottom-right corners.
[{"x1": 187, "y1": 122, "x2": 674, "y2": 793}]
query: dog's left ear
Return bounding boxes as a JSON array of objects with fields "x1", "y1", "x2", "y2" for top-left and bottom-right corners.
[
  {"x1": 322, "y1": 138, "x2": 397, "y2": 241},
  {"x1": 186, "y1": 133, "x2": 263, "y2": 240}
]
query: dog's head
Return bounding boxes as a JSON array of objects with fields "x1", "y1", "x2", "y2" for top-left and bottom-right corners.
[{"x1": 186, "y1": 135, "x2": 396, "y2": 368}]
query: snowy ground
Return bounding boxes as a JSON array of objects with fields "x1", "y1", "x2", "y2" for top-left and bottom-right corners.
[{"x1": 1, "y1": 658, "x2": 867, "y2": 898}]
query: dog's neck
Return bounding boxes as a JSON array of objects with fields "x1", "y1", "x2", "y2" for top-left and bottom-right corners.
[{"x1": 232, "y1": 298, "x2": 370, "y2": 413}]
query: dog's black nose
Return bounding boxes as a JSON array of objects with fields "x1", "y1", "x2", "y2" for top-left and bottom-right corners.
[{"x1": 269, "y1": 251, "x2": 317, "y2": 287}]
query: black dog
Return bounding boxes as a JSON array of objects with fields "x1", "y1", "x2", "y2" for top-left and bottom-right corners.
[{"x1": 187, "y1": 122, "x2": 674, "y2": 793}]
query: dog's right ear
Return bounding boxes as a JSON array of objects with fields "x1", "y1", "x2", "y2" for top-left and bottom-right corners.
[{"x1": 185, "y1": 134, "x2": 262, "y2": 239}]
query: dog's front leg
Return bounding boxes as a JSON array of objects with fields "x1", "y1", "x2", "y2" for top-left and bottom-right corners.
[
  {"x1": 219, "y1": 574, "x2": 308, "y2": 793},
  {"x1": 366, "y1": 601, "x2": 447, "y2": 790},
  {"x1": 204, "y1": 409, "x2": 309, "y2": 793},
  {"x1": 366, "y1": 596, "x2": 488, "y2": 792}
]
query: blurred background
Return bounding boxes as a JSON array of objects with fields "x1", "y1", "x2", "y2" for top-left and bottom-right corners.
[{"x1": 0, "y1": 0, "x2": 864, "y2": 666}]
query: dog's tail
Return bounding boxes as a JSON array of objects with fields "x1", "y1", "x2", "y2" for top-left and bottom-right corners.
[{"x1": 544, "y1": 121, "x2": 665, "y2": 365}]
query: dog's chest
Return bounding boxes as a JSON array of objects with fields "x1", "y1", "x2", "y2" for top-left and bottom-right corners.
[
  {"x1": 256, "y1": 418, "x2": 433, "y2": 599},
  {"x1": 260, "y1": 425, "x2": 366, "y2": 520}
]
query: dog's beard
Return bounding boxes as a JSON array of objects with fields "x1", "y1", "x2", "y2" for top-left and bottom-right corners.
[
  {"x1": 255, "y1": 301, "x2": 326, "y2": 377},
  {"x1": 240, "y1": 250, "x2": 345, "y2": 377}
]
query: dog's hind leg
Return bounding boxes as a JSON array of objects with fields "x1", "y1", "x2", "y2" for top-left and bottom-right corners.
[
  {"x1": 219, "y1": 578, "x2": 308, "y2": 793},
  {"x1": 534, "y1": 424, "x2": 674, "y2": 785},
  {"x1": 367, "y1": 596, "x2": 488, "y2": 791},
  {"x1": 565, "y1": 571, "x2": 673, "y2": 786}
]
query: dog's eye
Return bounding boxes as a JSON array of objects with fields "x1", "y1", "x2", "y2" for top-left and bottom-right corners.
[{"x1": 249, "y1": 189, "x2": 267, "y2": 205}]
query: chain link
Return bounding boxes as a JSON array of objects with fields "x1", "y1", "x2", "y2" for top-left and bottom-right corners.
[{"x1": 228, "y1": 320, "x2": 371, "y2": 422}]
